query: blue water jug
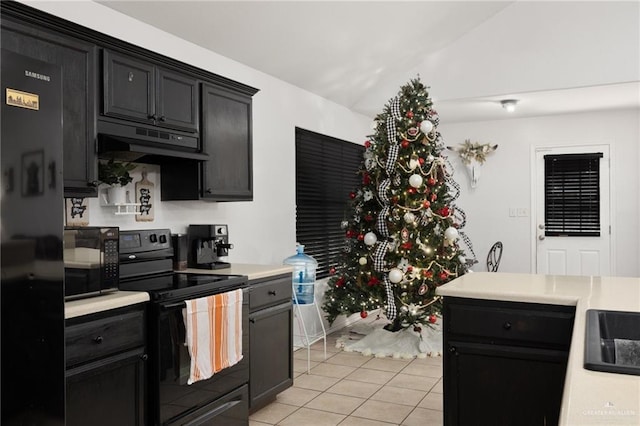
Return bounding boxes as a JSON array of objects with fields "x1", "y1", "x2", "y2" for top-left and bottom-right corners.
[{"x1": 283, "y1": 245, "x2": 318, "y2": 304}]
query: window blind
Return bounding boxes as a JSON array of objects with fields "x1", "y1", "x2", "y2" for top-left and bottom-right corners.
[
  {"x1": 295, "y1": 128, "x2": 363, "y2": 278},
  {"x1": 544, "y1": 153, "x2": 603, "y2": 237}
]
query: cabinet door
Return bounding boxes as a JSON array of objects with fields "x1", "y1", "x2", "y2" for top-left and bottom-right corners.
[
  {"x1": 201, "y1": 83, "x2": 253, "y2": 201},
  {"x1": 66, "y1": 348, "x2": 147, "y2": 426},
  {"x1": 249, "y1": 302, "x2": 293, "y2": 411},
  {"x1": 103, "y1": 50, "x2": 155, "y2": 124},
  {"x1": 157, "y1": 68, "x2": 199, "y2": 133},
  {"x1": 445, "y1": 341, "x2": 568, "y2": 426},
  {"x1": 1, "y1": 18, "x2": 98, "y2": 196}
]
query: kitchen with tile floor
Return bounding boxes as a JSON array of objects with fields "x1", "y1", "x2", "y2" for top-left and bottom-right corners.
[{"x1": 249, "y1": 320, "x2": 444, "y2": 426}]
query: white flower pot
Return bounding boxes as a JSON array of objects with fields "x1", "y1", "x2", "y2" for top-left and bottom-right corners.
[{"x1": 106, "y1": 185, "x2": 127, "y2": 205}]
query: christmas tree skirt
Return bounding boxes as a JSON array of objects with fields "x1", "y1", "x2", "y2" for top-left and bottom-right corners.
[{"x1": 336, "y1": 319, "x2": 442, "y2": 359}]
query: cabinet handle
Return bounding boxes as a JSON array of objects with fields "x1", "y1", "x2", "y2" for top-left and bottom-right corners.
[
  {"x1": 88, "y1": 180, "x2": 99, "y2": 188},
  {"x1": 148, "y1": 114, "x2": 158, "y2": 120},
  {"x1": 249, "y1": 318, "x2": 255, "y2": 324},
  {"x1": 503, "y1": 322, "x2": 512, "y2": 330},
  {"x1": 268, "y1": 290, "x2": 277, "y2": 296},
  {"x1": 140, "y1": 354, "x2": 148, "y2": 361},
  {"x1": 206, "y1": 188, "x2": 213, "y2": 194},
  {"x1": 159, "y1": 115, "x2": 166, "y2": 122},
  {"x1": 449, "y1": 346, "x2": 457, "y2": 354},
  {"x1": 93, "y1": 336, "x2": 104, "y2": 344}
]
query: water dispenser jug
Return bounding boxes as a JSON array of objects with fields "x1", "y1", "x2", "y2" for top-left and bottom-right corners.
[{"x1": 283, "y1": 245, "x2": 317, "y2": 304}]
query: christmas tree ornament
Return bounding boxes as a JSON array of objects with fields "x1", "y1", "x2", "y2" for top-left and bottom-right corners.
[
  {"x1": 363, "y1": 232, "x2": 378, "y2": 246},
  {"x1": 357, "y1": 233, "x2": 365, "y2": 241},
  {"x1": 458, "y1": 255, "x2": 466, "y2": 264},
  {"x1": 401, "y1": 228, "x2": 410, "y2": 242},
  {"x1": 360, "y1": 310, "x2": 368, "y2": 319},
  {"x1": 359, "y1": 257, "x2": 368, "y2": 265},
  {"x1": 403, "y1": 212, "x2": 416, "y2": 224},
  {"x1": 388, "y1": 268, "x2": 404, "y2": 283},
  {"x1": 420, "y1": 120, "x2": 434, "y2": 134},
  {"x1": 427, "y1": 154, "x2": 435, "y2": 162},
  {"x1": 444, "y1": 226, "x2": 459, "y2": 241},
  {"x1": 409, "y1": 155, "x2": 420, "y2": 170},
  {"x1": 418, "y1": 284, "x2": 428, "y2": 295},
  {"x1": 428, "y1": 314, "x2": 438, "y2": 324},
  {"x1": 409, "y1": 174, "x2": 423, "y2": 188}
]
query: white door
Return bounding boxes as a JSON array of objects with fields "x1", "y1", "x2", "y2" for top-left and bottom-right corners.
[{"x1": 534, "y1": 145, "x2": 611, "y2": 276}]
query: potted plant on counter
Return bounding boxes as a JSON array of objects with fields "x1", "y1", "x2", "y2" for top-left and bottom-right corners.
[{"x1": 98, "y1": 158, "x2": 136, "y2": 205}]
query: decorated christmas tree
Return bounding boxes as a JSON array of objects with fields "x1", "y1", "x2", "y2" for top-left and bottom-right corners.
[{"x1": 323, "y1": 78, "x2": 474, "y2": 332}]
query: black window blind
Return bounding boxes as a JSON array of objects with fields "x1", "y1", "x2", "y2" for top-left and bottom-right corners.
[
  {"x1": 544, "y1": 153, "x2": 603, "y2": 237},
  {"x1": 295, "y1": 128, "x2": 363, "y2": 278}
]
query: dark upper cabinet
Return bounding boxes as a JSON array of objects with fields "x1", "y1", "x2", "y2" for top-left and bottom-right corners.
[
  {"x1": 201, "y1": 83, "x2": 253, "y2": 201},
  {"x1": 103, "y1": 50, "x2": 199, "y2": 134},
  {"x1": 1, "y1": 18, "x2": 98, "y2": 197}
]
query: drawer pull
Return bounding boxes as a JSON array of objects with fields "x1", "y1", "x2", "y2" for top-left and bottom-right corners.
[
  {"x1": 268, "y1": 290, "x2": 277, "y2": 296},
  {"x1": 140, "y1": 354, "x2": 148, "y2": 361},
  {"x1": 93, "y1": 336, "x2": 104, "y2": 344},
  {"x1": 503, "y1": 322, "x2": 512, "y2": 330}
]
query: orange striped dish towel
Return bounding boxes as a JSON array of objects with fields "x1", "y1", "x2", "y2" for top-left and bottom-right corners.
[{"x1": 182, "y1": 288, "x2": 243, "y2": 385}]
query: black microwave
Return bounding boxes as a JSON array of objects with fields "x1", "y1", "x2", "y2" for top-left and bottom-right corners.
[{"x1": 64, "y1": 226, "x2": 119, "y2": 300}]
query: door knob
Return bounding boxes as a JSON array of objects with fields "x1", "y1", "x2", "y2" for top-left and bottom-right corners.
[
  {"x1": 538, "y1": 224, "x2": 545, "y2": 230},
  {"x1": 538, "y1": 235, "x2": 545, "y2": 241}
]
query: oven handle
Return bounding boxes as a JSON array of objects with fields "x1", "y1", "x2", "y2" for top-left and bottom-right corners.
[{"x1": 160, "y1": 301, "x2": 186, "y2": 310}]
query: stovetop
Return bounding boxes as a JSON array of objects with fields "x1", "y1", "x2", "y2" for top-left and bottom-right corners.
[{"x1": 118, "y1": 228, "x2": 247, "y2": 303}]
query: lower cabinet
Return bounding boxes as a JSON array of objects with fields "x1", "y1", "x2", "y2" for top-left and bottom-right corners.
[
  {"x1": 443, "y1": 297, "x2": 575, "y2": 426},
  {"x1": 65, "y1": 304, "x2": 147, "y2": 426},
  {"x1": 249, "y1": 274, "x2": 293, "y2": 412}
]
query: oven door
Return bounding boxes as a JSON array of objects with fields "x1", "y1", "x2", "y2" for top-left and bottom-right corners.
[{"x1": 151, "y1": 288, "x2": 249, "y2": 426}]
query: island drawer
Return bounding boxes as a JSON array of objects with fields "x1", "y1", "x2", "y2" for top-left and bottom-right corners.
[
  {"x1": 445, "y1": 298, "x2": 575, "y2": 348},
  {"x1": 66, "y1": 308, "x2": 145, "y2": 367},
  {"x1": 250, "y1": 275, "x2": 292, "y2": 311}
]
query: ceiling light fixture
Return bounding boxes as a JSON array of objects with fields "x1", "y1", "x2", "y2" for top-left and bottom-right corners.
[{"x1": 501, "y1": 99, "x2": 518, "y2": 113}]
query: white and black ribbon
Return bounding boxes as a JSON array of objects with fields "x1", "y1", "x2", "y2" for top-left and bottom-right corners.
[
  {"x1": 383, "y1": 276, "x2": 397, "y2": 320},
  {"x1": 378, "y1": 178, "x2": 390, "y2": 204},
  {"x1": 376, "y1": 205, "x2": 390, "y2": 237},
  {"x1": 373, "y1": 240, "x2": 389, "y2": 271}
]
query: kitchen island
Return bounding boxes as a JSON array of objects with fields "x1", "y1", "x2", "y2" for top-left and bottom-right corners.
[{"x1": 436, "y1": 272, "x2": 640, "y2": 426}]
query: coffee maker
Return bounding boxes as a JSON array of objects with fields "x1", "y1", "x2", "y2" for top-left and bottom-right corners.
[{"x1": 187, "y1": 224, "x2": 234, "y2": 269}]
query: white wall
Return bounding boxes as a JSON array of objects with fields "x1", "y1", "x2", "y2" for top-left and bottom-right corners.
[
  {"x1": 24, "y1": 0, "x2": 372, "y2": 267},
  {"x1": 439, "y1": 109, "x2": 640, "y2": 278}
]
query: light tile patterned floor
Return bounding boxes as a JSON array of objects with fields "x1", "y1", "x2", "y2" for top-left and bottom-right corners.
[{"x1": 249, "y1": 322, "x2": 443, "y2": 426}]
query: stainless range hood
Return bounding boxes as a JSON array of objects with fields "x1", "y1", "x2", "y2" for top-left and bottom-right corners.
[{"x1": 97, "y1": 119, "x2": 209, "y2": 163}]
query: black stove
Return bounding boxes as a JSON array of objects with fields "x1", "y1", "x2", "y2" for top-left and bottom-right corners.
[
  {"x1": 118, "y1": 228, "x2": 247, "y2": 301},
  {"x1": 118, "y1": 229, "x2": 249, "y2": 426}
]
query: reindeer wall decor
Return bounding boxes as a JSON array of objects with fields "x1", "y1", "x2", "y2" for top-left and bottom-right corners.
[{"x1": 447, "y1": 140, "x2": 498, "y2": 188}]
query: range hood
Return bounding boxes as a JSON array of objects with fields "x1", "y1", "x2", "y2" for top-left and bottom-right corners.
[{"x1": 97, "y1": 119, "x2": 209, "y2": 163}]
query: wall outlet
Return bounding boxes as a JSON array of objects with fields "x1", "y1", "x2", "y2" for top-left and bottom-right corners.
[
  {"x1": 509, "y1": 208, "x2": 516, "y2": 217},
  {"x1": 517, "y1": 208, "x2": 529, "y2": 217}
]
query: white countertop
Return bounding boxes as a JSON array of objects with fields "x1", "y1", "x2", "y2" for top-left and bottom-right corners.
[
  {"x1": 65, "y1": 291, "x2": 150, "y2": 319},
  {"x1": 436, "y1": 272, "x2": 640, "y2": 426},
  {"x1": 181, "y1": 263, "x2": 293, "y2": 281}
]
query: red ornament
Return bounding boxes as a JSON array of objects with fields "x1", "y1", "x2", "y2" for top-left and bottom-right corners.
[
  {"x1": 336, "y1": 277, "x2": 345, "y2": 288},
  {"x1": 400, "y1": 242, "x2": 413, "y2": 250},
  {"x1": 407, "y1": 266, "x2": 413, "y2": 273},
  {"x1": 427, "y1": 177, "x2": 436, "y2": 186},
  {"x1": 439, "y1": 206, "x2": 450, "y2": 216},
  {"x1": 346, "y1": 230, "x2": 354, "y2": 238},
  {"x1": 363, "y1": 173, "x2": 371, "y2": 185},
  {"x1": 329, "y1": 267, "x2": 336, "y2": 275},
  {"x1": 418, "y1": 157, "x2": 425, "y2": 165},
  {"x1": 408, "y1": 187, "x2": 416, "y2": 194},
  {"x1": 430, "y1": 194, "x2": 438, "y2": 202},
  {"x1": 422, "y1": 200, "x2": 431, "y2": 209},
  {"x1": 401, "y1": 139, "x2": 410, "y2": 149},
  {"x1": 364, "y1": 140, "x2": 371, "y2": 148},
  {"x1": 349, "y1": 192, "x2": 356, "y2": 199},
  {"x1": 439, "y1": 271, "x2": 448, "y2": 280},
  {"x1": 367, "y1": 277, "x2": 380, "y2": 287},
  {"x1": 392, "y1": 196, "x2": 399, "y2": 204},
  {"x1": 364, "y1": 214, "x2": 374, "y2": 222},
  {"x1": 360, "y1": 310, "x2": 368, "y2": 319},
  {"x1": 406, "y1": 111, "x2": 414, "y2": 119},
  {"x1": 428, "y1": 314, "x2": 437, "y2": 324},
  {"x1": 357, "y1": 233, "x2": 364, "y2": 241},
  {"x1": 422, "y1": 270, "x2": 433, "y2": 278}
]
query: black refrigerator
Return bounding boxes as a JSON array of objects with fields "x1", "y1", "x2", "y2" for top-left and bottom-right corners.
[{"x1": 1, "y1": 49, "x2": 65, "y2": 424}]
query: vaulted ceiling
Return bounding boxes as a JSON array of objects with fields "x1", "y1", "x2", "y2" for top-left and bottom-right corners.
[{"x1": 97, "y1": 1, "x2": 639, "y2": 123}]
